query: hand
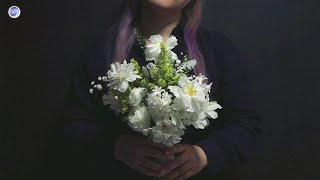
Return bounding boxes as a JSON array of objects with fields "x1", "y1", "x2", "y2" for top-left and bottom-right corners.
[
  {"x1": 114, "y1": 134, "x2": 174, "y2": 177},
  {"x1": 160, "y1": 144, "x2": 208, "y2": 180}
]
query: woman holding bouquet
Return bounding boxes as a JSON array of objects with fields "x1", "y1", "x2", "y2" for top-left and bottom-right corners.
[{"x1": 64, "y1": 0, "x2": 262, "y2": 179}]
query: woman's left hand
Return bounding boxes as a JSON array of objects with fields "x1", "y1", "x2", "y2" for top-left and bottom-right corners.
[{"x1": 159, "y1": 144, "x2": 208, "y2": 180}]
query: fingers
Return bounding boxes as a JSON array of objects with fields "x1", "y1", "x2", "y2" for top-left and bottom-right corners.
[
  {"x1": 175, "y1": 169, "x2": 195, "y2": 180},
  {"x1": 135, "y1": 165, "x2": 162, "y2": 177},
  {"x1": 161, "y1": 162, "x2": 193, "y2": 180},
  {"x1": 146, "y1": 141, "x2": 168, "y2": 150},
  {"x1": 127, "y1": 154, "x2": 165, "y2": 176},
  {"x1": 160, "y1": 154, "x2": 186, "y2": 174},
  {"x1": 141, "y1": 158, "x2": 163, "y2": 171},
  {"x1": 143, "y1": 146, "x2": 172, "y2": 160},
  {"x1": 165, "y1": 144, "x2": 186, "y2": 156}
]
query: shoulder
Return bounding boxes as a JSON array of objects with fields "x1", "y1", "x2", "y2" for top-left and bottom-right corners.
[
  {"x1": 197, "y1": 26, "x2": 244, "y2": 69},
  {"x1": 197, "y1": 26, "x2": 239, "y2": 57},
  {"x1": 78, "y1": 23, "x2": 119, "y2": 81}
]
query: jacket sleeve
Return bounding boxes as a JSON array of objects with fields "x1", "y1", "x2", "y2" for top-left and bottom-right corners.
[
  {"x1": 63, "y1": 42, "x2": 124, "y2": 177},
  {"x1": 196, "y1": 31, "x2": 262, "y2": 174}
]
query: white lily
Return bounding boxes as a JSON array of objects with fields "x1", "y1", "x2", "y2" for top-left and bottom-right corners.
[
  {"x1": 203, "y1": 100, "x2": 222, "y2": 119},
  {"x1": 145, "y1": 35, "x2": 178, "y2": 63},
  {"x1": 169, "y1": 75, "x2": 206, "y2": 113},
  {"x1": 181, "y1": 98, "x2": 222, "y2": 129}
]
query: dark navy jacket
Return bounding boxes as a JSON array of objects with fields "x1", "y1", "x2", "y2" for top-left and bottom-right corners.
[{"x1": 64, "y1": 17, "x2": 262, "y2": 179}]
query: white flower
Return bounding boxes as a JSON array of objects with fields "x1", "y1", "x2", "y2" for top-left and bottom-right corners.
[
  {"x1": 127, "y1": 105, "x2": 151, "y2": 132},
  {"x1": 203, "y1": 99, "x2": 222, "y2": 119},
  {"x1": 170, "y1": 110, "x2": 186, "y2": 129},
  {"x1": 181, "y1": 99, "x2": 222, "y2": 129},
  {"x1": 146, "y1": 62, "x2": 157, "y2": 70},
  {"x1": 129, "y1": 87, "x2": 146, "y2": 107},
  {"x1": 183, "y1": 111, "x2": 209, "y2": 129},
  {"x1": 141, "y1": 66, "x2": 150, "y2": 77},
  {"x1": 146, "y1": 63, "x2": 157, "y2": 78},
  {"x1": 176, "y1": 59, "x2": 197, "y2": 73},
  {"x1": 106, "y1": 61, "x2": 141, "y2": 92},
  {"x1": 96, "y1": 84, "x2": 102, "y2": 90},
  {"x1": 145, "y1": 35, "x2": 162, "y2": 61},
  {"x1": 192, "y1": 114, "x2": 209, "y2": 129},
  {"x1": 170, "y1": 109, "x2": 207, "y2": 129},
  {"x1": 195, "y1": 74, "x2": 212, "y2": 94},
  {"x1": 169, "y1": 51, "x2": 179, "y2": 63},
  {"x1": 169, "y1": 75, "x2": 206, "y2": 112},
  {"x1": 146, "y1": 86, "x2": 172, "y2": 122},
  {"x1": 186, "y1": 59, "x2": 197, "y2": 70},
  {"x1": 145, "y1": 35, "x2": 178, "y2": 63},
  {"x1": 102, "y1": 91, "x2": 121, "y2": 114},
  {"x1": 166, "y1": 35, "x2": 178, "y2": 51},
  {"x1": 143, "y1": 120, "x2": 184, "y2": 147}
]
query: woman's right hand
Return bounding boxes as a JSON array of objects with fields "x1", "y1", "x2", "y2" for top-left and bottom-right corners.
[{"x1": 114, "y1": 134, "x2": 174, "y2": 177}]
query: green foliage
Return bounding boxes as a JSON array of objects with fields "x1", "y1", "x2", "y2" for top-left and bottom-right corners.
[
  {"x1": 149, "y1": 43, "x2": 181, "y2": 89},
  {"x1": 111, "y1": 90, "x2": 130, "y2": 114},
  {"x1": 130, "y1": 58, "x2": 146, "y2": 88},
  {"x1": 130, "y1": 58, "x2": 141, "y2": 72},
  {"x1": 107, "y1": 38, "x2": 190, "y2": 114}
]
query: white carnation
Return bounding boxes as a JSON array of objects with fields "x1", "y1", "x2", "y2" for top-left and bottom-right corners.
[
  {"x1": 143, "y1": 120, "x2": 184, "y2": 147},
  {"x1": 127, "y1": 105, "x2": 151, "y2": 133},
  {"x1": 129, "y1": 87, "x2": 146, "y2": 107},
  {"x1": 146, "y1": 86, "x2": 172, "y2": 122},
  {"x1": 106, "y1": 60, "x2": 141, "y2": 92}
]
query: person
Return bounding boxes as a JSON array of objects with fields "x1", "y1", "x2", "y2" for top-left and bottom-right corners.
[{"x1": 63, "y1": 0, "x2": 262, "y2": 179}]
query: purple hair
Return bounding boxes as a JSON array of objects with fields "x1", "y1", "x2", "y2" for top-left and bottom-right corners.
[{"x1": 113, "y1": 0, "x2": 206, "y2": 76}]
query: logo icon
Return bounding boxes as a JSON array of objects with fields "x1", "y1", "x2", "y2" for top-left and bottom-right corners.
[{"x1": 8, "y1": 6, "x2": 21, "y2": 19}]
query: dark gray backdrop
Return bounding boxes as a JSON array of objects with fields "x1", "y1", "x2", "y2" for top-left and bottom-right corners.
[{"x1": 2, "y1": 0, "x2": 319, "y2": 179}]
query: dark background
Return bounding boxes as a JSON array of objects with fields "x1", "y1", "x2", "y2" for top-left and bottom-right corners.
[{"x1": 1, "y1": 0, "x2": 319, "y2": 179}]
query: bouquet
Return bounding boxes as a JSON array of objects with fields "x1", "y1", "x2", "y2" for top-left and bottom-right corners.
[{"x1": 90, "y1": 34, "x2": 222, "y2": 147}]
